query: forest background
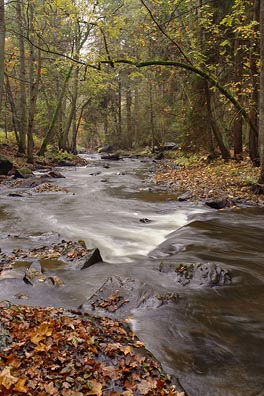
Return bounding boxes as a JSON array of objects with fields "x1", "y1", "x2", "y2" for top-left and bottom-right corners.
[{"x1": 1, "y1": 0, "x2": 264, "y2": 182}]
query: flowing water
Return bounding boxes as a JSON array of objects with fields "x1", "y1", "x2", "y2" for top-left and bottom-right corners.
[{"x1": 0, "y1": 154, "x2": 264, "y2": 396}]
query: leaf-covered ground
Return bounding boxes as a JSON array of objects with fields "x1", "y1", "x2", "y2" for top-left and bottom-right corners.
[
  {"x1": 154, "y1": 158, "x2": 264, "y2": 206},
  {"x1": 0, "y1": 301, "x2": 183, "y2": 396}
]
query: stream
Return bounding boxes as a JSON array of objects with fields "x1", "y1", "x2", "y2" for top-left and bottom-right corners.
[{"x1": 0, "y1": 154, "x2": 264, "y2": 396}]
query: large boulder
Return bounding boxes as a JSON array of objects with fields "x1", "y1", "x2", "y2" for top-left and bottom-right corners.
[
  {"x1": 98, "y1": 144, "x2": 113, "y2": 153},
  {"x1": 163, "y1": 142, "x2": 178, "y2": 151},
  {"x1": 0, "y1": 155, "x2": 13, "y2": 175},
  {"x1": 14, "y1": 167, "x2": 34, "y2": 179}
]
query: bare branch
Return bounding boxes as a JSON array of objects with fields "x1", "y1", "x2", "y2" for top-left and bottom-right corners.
[{"x1": 139, "y1": 0, "x2": 193, "y2": 65}]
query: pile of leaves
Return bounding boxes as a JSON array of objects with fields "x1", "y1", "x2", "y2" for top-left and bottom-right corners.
[
  {"x1": 0, "y1": 301, "x2": 184, "y2": 396},
  {"x1": 154, "y1": 158, "x2": 264, "y2": 206}
]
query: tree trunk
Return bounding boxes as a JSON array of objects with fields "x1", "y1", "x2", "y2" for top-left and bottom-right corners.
[
  {"x1": 259, "y1": 0, "x2": 264, "y2": 182},
  {"x1": 5, "y1": 74, "x2": 19, "y2": 145},
  {"x1": 71, "y1": 99, "x2": 91, "y2": 154},
  {"x1": 27, "y1": 5, "x2": 41, "y2": 163},
  {"x1": 60, "y1": 65, "x2": 79, "y2": 152},
  {"x1": 126, "y1": 85, "x2": 132, "y2": 148},
  {"x1": 204, "y1": 81, "x2": 231, "y2": 159},
  {"x1": 17, "y1": 0, "x2": 27, "y2": 155},
  {"x1": 233, "y1": 114, "x2": 243, "y2": 160},
  {"x1": 149, "y1": 82, "x2": 156, "y2": 152},
  {"x1": 117, "y1": 78, "x2": 122, "y2": 143},
  {"x1": 233, "y1": 37, "x2": 243, "y2": 159},
  {"x1": 38, "y1": 65, "x2": 74, "y2": 156},
  {"x1": 0, "y1": 0, "x2": 5, "y2": 112},
  {"x1": 249, "y1": 0, "x2": 260, "y2": 164}
]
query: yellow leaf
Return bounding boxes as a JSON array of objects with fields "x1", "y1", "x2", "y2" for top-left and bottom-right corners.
[
  {"x1": 134, "y1": 340, "x2": 144, "y2": 348},
  {"x1": 13, "y1": 378, "x2": 28, "y2": 393},
  {"x1": 86, "y1": 380, "x2": 102, "y2": 396},
  {"x1": 0, "y1": 367, "x2": 18, "y2": 389},
  {"x1": 120, "y1": 345, "x2": 132, "y2": 355},
  {"x1": 30, "y1": 333, "x2": 44, "y2": 345}
]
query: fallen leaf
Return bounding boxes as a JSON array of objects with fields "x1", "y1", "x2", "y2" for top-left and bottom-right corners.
[
  {"x1": 44, "y1": 381, "x2": 58, "y2": 395},
  {"x1": 13, "y1": 377, "x2": 28, "y2": 393},
  {"x1": 120, "y1": 345, "x2": 132, "y2": 355},
  {"x1": 137, "y1": 378, "x2": 157, "y2": 395},
  {"x1": 86, "y1": 380, "x2": 102, "y2": 395},
  {"x1": 0, "y1": 367, "x2": 18, "y2": 389}
]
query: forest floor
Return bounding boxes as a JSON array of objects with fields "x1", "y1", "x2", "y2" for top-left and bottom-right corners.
[
  {"x1": 154, "y1": 154, "x2": 264, "y2": 207},
  {"x1": 0, "y1": 301, "x2": 183, "y2": 396}
]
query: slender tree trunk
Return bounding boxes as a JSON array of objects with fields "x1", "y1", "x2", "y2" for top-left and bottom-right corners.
[
  {"x1": 5, "y1": 74, "x2": 19, "y2": 145},
  {"x1": 71, "y1": 99, "x2": 91, "y2": 154},
  {"x1": 0, "y1": 0, "x2": 5, "y2": 112},
  {"x1": 249, "y1": 0, "x2": 260, "y2": 164},
  {"x1": 17, "y1": 0, "x2": 27, "y2": 155},
  {"x1": 149, "y1": 82, "x2": 156, "y2": 152},
  {"x1": 38, "y1": 65, "x2": 74, "y2": 156},
  {"x1": 233, "y1": 114, "x2": 243, "y2": 160},
  {"x1": 60, "y1": 65, "x2": 79, "y2": 151},
  {"x1": 126, "y1": 85, "x2": 132, "y2": 148},
  {"x1": 117, "y1": 78, "x2": 122, "y2": 143},
  {"x1": 203, "y1": 81, "x2": 216, "y2": 156},
  {"x1": 233, "y1": 37, "x2": 243, "y2": 159},
  {"x1": 27, "y1": 5, "x2": 41, "y2": 163},
  {"x1": 204, "y1": 81, "x2": 231, "y2": 159},
  {"x1": 259, "y1": 0, "x2": 264, "y2": 182}
]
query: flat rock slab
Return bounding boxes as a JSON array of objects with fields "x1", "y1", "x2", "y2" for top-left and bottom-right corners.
[
  {"x1": 159, "y1": 262, "x2": 232, "y2": 287},
  {"x1": 80, "y1": 275, "x2": 179, "y2": 319}
]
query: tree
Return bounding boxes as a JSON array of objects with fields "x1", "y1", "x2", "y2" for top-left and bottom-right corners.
[
  {"x1": 259, "y1": 0, "x2": 264, "y2": 182},
  {"x1": 0, "y1": 0, "x2": 4, "y2": 112}
]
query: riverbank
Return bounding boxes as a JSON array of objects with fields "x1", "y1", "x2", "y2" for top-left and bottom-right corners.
[{"x1": 154, "y1": 155, "x2": 264, "y2": 207}]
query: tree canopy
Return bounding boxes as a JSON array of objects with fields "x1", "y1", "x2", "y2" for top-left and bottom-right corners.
[{"x1": 0, "y1": 0, "x2": 262, "y2": 177}]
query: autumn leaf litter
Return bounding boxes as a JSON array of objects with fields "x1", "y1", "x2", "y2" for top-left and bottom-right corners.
[{"x1": 0, "y1": 301, "x2": 183, "y2": 395}]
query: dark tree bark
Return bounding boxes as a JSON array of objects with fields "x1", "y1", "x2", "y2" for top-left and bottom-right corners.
[
  {"x1": 0, "y1": 0, "x2": 5, "y2": 112},
  {"x1": 259, "y1": 0, "x2": 264, "y2": 182},
  {"x1": 17, "y1": 0, "x2": 27, "y2": 155}
]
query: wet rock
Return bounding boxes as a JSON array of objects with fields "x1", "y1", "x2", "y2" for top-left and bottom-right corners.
[
  {"x1": 98, "y1": 144, "x2": 113, "y2": 153},
  {"x1": 57, "y1": 160, "x2": 75, "y2": 167},
  {"x1": 23, "y1": 261, "x2": 46, "y2": 285},
  {"x1": 154, "y1": 152, "x2": 164, "y2": 160},
  {"x1": 205, "y1": 198, "x2": 227, "y2": 209},
  {"x1": 90, "y1": 171, "x2": 101, "y2": 176},
  {"x1": 22, "y1": 261, "x2": 64, "y2": 287},
  {"x1": 8, "y1": 193, "x2": 24, "y2": 197},
  {"x1": 80, "y1": 276, "x2": 179, "y2": 319},
  {"x1": 101, "y1": 153, "x2": 121, "y2": 160},
  {"x1": 0, "y1": 155, "x2": 13, "y2": 175},
  {"x1": 163, "y1": 142, "x2": 178, "y2": 151},
  {"x1": 139, "y1": 218, "x2": 152, "y2": 224},
  {"x1": 177, "y1": 191, "x2": 192, "y2": 202},
  {"x1": 162, "y1": 262, "x2": 232, "y2": 287},
  {"x1": 47, "y1": 170, "x2": 65, "y2": 178},
  {"x1": 14, "y1": 167, "x2": 34, "y2": 179},
  {"x1": 80, "y1": 248, "x2": 103, "y2": 269}
]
